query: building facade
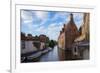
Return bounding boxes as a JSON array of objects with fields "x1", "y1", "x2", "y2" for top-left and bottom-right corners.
[
  {"x1": 58, "y1": 13, "x2": 90, "y2": 60},
  {"x1": 21, "y1": 33, "x2": 39, "y2": 55},
  {"x1": 73, "y1": 13, "x2": 90, "y2": 60},
  {"x1": 58, "y1": 13, "x2": 79, "y2": 60}
]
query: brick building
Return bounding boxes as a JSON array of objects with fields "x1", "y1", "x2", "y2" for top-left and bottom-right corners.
[{"x1": 58, "y1": 13, "x2": 79, "y2": 60}]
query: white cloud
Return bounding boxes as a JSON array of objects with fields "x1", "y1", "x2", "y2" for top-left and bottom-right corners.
[
  {"x1": 21, "y1": 10, "x2": 48, "y2": 36},
  {"x1": 21, "y1": 10, "x2": 33, "y2": 21},
  {"x1": 32, "y1": 24, "x2": 39, "y2": 28},
  {"x1": 36, "y1": 26, "x2": 44, "y2": 32},
  {"x1": 23, "y1": 20, "x2": 32, "y2": 24},
  {"x1": 34, "y1": 11, "x2": 48, "y2": 20},
  {"x1": 39, "y1": 19, "x2": 48, "y2": 25},
  {"x1": 21, "y1": 10, "x2": 34, "y2": 29},
  {"x1": 21, "y1": 10, "x2": 48, "y2": 25},
  {"x1": 51, "y1": 12, "x2": 70, "y2": 23},
  {"x1": 32, "y1": 11, "x2": 49, "y2": 26},
  {"x1": 46, "y1": 23, "x2": 63, "y2": 41},
  {"x1": 32, "y1": 22, "x2": 63, "y2": 41},
  {"x1": 48, "y1": 23, "x2": 57, "y2": 27},
  {"x1": 35, "y1": 26, "x2": 47, "y2": 35}
]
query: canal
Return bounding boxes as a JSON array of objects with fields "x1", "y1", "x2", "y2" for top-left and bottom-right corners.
[{"x1": 39, "y1": 46, "x2": 60, "y2": 62}]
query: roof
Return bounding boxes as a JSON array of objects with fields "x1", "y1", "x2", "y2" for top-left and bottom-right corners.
[{"x1": 64, "y1": 13, "x2": 78, "y2": 34}]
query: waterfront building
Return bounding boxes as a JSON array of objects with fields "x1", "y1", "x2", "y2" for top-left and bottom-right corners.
[
  {"x1": 58, "y1": 13, "x2": 79, "y2": 60},
  {"x1": 73, "y1": 13, "x2": 90, "y2": 60}
]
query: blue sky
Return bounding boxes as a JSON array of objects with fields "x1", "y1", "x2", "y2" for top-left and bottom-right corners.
[{"x1": 21, "y1": 10, "x2": 84, "y2": 41}]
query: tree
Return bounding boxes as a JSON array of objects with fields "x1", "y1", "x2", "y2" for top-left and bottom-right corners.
[
  {"x1": 27, "y1": 34, "x2": 32, "y2": 37},
  {"x1": 49, "y1": 40, "x2": 56, "y2": 48}
]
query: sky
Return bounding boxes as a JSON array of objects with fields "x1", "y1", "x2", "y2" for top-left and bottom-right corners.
[{"x1": 21, "y1": 10, "x2": 84, "y2": 41}]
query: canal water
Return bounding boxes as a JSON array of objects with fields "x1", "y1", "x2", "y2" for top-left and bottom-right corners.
[{"x1": 39, "y1": 46, "x2": 59, "y2": 62}]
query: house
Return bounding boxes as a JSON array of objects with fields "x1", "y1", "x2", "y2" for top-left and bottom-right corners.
[
  {"x1": 58, "y1": 13, "x2": 90, "y2": 60},
  {"x1": 39, "y1": 35, "x2": 50, "y2": 54},
  {"x1": 58, "y1": 28, "x2": 66, "y2": 60},
  {"x1": 21, "y1": 33, "x2": 41, "y2": 62},
  {"x1": 21, "y1": 33, "x2": 50, "y2": 62},
  {"x1": 73, "y1": 13, "x2": 90, "y2": 60},
  {"x1": 21, "y1": 33, "x2": 40, "y2": 54},
  {"x1": 58, "y1": 13, "x2": 79, "y2": 60}
]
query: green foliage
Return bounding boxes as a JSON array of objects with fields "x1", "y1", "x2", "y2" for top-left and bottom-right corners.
[{"x1": 48, "y1": 40, "x2": 57, "y2": 48}]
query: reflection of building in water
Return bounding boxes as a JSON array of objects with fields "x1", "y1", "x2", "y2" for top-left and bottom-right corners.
[
  {"x1": 58, "y1": 13, "x2": 79, "y2": 60},
  {"x1": 58, "y1": 13, "x2": 90, "y2": 60}
]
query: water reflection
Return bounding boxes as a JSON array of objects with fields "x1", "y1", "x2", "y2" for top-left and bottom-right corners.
[{"x1": 39, "y1": 46, "x2": 59, "y2": 61}]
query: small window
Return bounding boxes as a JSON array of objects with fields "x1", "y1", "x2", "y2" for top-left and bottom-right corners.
[{"x1": 73, "y1": 46, "x2": 78, "y2": 55}]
